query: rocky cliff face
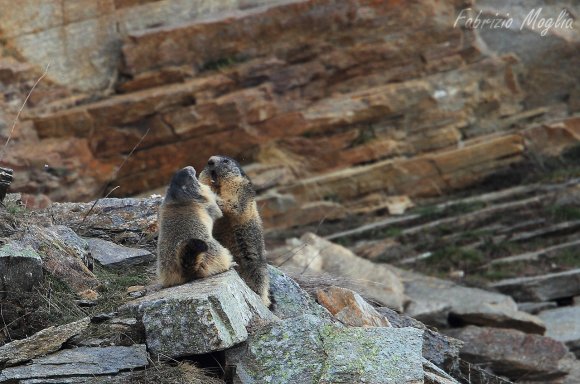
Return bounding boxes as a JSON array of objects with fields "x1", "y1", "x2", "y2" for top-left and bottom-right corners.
[{"x1": 0, "y1": 0, "x2": 579, "y2": 228}]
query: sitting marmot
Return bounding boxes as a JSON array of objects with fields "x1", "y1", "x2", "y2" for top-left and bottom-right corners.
[
  {"x1": 199, "y1": 156, "x2": 271, "y2": 306},
  {"x1": 157, "y1": 166, "x2": 233, "y2": 287}
]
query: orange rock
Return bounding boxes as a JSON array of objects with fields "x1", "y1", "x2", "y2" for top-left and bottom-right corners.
[
  {"x1": 316, "y1": 286, "x2": 391, "y2": 327},
  {"x1": 78, "y1": 289, "x2": 99, "y2": 301},
  {"x1": 524, "y1": 116, "x2": 580, "y2": 157}
]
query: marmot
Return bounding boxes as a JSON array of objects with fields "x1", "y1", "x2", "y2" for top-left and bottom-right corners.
[
  {"x1": 199, "y1": 156, "x2": 271, "y2": 306},
  {"x1": 157, "y1": 166, "x2": 233, "y2": 287}
]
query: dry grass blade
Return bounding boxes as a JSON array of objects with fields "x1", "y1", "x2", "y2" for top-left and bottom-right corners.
[
  {"x1": 0, "y1": 62, "x2": 51, "y2": 163},
  {"x1": 77, "y1": 125, "x2": 151, "y2": 230}
]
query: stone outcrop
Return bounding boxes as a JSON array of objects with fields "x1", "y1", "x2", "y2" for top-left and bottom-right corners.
[
  {"x1": 0, "y1": 0, "x2": 576, "y2": 225},
  {"x1": 121, "y1": 270, "x2": 276, "y2": 358}
]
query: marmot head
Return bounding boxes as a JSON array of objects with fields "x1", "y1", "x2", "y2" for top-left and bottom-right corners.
[
  {"x1": 165, "y1": 166, "x2": 205, "y2": 205},
  {"x1": 199, "y1": 155, "x2": 251, "y2": 191}
]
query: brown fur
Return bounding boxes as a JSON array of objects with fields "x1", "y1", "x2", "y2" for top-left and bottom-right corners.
[
  {"x1": 157, "y1": 166, "x2": 233, "y2": 287},
  {"x1": 200, "y1": 156, "x2": 271, "y2": 306}
]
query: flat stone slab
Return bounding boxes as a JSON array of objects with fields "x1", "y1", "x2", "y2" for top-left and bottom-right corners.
[
  {"x1": 86, "y1": 237, "x2": 154, "y2": 269},
  {"x1": 539, "y1": 306, "x2": 580, "y2": 358},
  {"x1": 398, "y1": 268, "x2": 545, "y2": 334},
  {"x1": 0, "y1": 241, "x2": 43, "y2": 299},
  {"x1": 0, "y1": 345, "x2": 148, "y2": 382},
  {"x1": 122, "y1": 270, "x2": 277, "y2": 358},
  {"x1": 447, "y1": 326, "x2": 568, "y2": 382},
  {"x1": 491, "y1": 269, "x2": 580, "y2": 302},
  {"x1": 0, "y1": 317, "x2": 90, "y2": 367},
  {"x1": 226, "y1": 314, "x2": 424, "y2": 384}
]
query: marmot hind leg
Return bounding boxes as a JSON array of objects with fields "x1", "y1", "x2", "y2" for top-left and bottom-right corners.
[
  {"x1": 179, "y1": 238, "x2": 233, "y2": 278},
  {"x1": 178, "y1": 238, "x2": 208, "y2": 276}
]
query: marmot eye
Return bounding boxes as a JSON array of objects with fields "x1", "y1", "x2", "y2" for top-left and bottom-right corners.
[{"x1": 223, "y1": 158, "x2": 229, "y2": 164}]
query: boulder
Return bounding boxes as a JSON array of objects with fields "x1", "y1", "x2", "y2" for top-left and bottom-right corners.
[
  {"x1": 447, "y1": 326, "x2": 569, "y2": 382},
  {"x1": 538, "y1": 306, "x2": 580, "y2": 358},
  {"x1": 17, "y1": 225, "x2": 98, "y2": 294},
  {"x1": 0, "y1": 241, "x2": 43, "y2": 299},
  {"x1": 268, "y1": 266, "x2": 332, "y2": 321},
  {"x1": 226, "y1": 314, "x2": 424, "y2": 384},
  {"x1": 377, "y1": 307, "x2": 463, "y2": 372},
  {"x1": 397, "y1": 268, "x2": 546, "y2": 334},
  {"x1": 316, "y1": 286, "x2": 391, "y2": 327},
  {"x1": 0, "y1": 318, "x2": 90, "y2": 367},
  {"x1": 0, "y1": 345, "x2": 148, "y2": 383},
  {"x1": 270, "y1": 233, "x2": 406, "y2": 311},
  {"x1": 86, "y1": 237, "x2": 154, "y2": 269},
  {"x1": 121, "y1": 270, "x2": 276, "y2": 358},
  {"x1": 491, "y1": 269, "x2": 580, "y2": 302}
]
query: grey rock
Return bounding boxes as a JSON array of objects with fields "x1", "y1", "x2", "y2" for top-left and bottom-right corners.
[
  {"x1": 121, "y1": 270, "x2": 277, "y2": 358},
  {"x1": 0, "y1": 317, "x2": 90, "y2": 367},
  {"x1": 518, "y1": 301, "x2": 558, "y2": 314},
  {"x1": 378, "y1": 307, "x2": 463, "y2": 371},
  {"x1": 561, "y1": 358, "x2": 580, "y2": 384},
  {"x1": 491, "y1": 269, "x2": 580, "y2": 302},
  {"x1": 48, "y1": 198, "x2": 162, "y2": 238},
  {"x1": 447, "y1": 326, "x2": 568, "y2": 382},
  {"x1": 424, "y1": 359, "x2": 460, "y2": 384},
  {"x1": 0, "y1": 345, "x2": 148, "y2": 382},
  {"x1": 86, "y1": 237, "x2": 154, "y2": 269},
  {"x1": 17, "y1": 225, "x2": 98, "y2": 294},
  {"x1": 52, "y1": 226, "x2": 92, "y2": 269},
  {"x1": 0, "y1": 241, "x2": 43, "y2": 299},
  {"x1": 70, "y1": 316, "x2": 145, "y2": 348},
  {"x1": 268, "y1": 265, "x2": 333, "y2": 320},
  {"x1": 319, "y1": 326, "x2": 424, "y2": 384},
  {"x1": 397, "y1": 268, "x2": 545, "y2": 334},
  {"x1": 539, "y1": 306, "x2": 580, "y2": 358},
  {"x1": 226, "y1": 314, "x2": 424, "y2": 384}
]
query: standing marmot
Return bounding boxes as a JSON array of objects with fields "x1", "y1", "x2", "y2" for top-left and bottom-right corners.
[
  {"x1": 157, "y1": 166, "x2": 233, "y2": 287},
  {"x1": 199, "y1": 156, "x2": 271, "y2": 306}
]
